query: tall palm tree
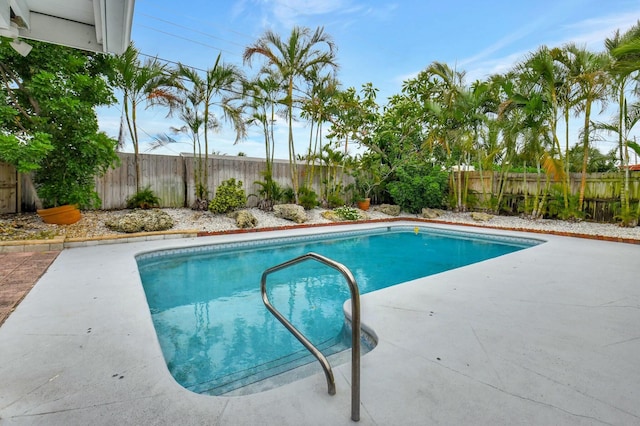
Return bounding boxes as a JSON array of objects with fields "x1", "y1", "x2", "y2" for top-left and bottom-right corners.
[
  {"x1": 244, "y1": 71, "x2": 282, "y2": 180},
  {"x1": 243, "y1": 26, "x2": 338, "y2": 201},
  {"x1": 562, "y1": 44, "x2": 610, "y2": 211},
  {"x1": 169, "y1": 59, "x2": 245, "y2": 207},
  {"x1": 499, "y1": 67, "x2": 556, "y2": 218},
  {"x1": 515, "y1": 47, "x2": 568, "y2": 214},
  {"x1": 300, "y1": 69, "x2": 339, "y2": 190},
  {"x1": 172, "y1": 65, "x2": 208, "y2": 204},
  {"x1": 112, "y1": 43, "x2": 174, "y2": 192},
  {"x1": 605, "y1": 22, "x2": 640, "y2": 225},
  {"x1": 550, "y1": 46, "x2": 577, "y2": 211},
  {"x1": 420, "y1": 62, "x2": 469, "y2": 210},
  {"x1": 200, "y1": 54, "x2": 246, "y2": 187}
]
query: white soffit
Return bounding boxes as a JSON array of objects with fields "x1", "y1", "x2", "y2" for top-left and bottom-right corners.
[{"x1": 0, "y1": 0, "x2": 135, "y2": 54}]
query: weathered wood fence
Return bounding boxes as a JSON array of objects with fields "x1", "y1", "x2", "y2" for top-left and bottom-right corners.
[
  {"x1": 462, "y1": 171, "x2": 640, "y2": 222},
  {"x1": 2, "y1": 154, "x2": 639, "y2": 222},
  {"x1": 2, "y1": 153, "x2": 348, "y2": 212}
]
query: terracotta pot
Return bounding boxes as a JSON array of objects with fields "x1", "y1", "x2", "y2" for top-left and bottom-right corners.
[
  {"x1": 357, "y1": 198, "x2": 370, "y2": 211},
  {"x1": 37, "y1": 204, "x2": 82, "y2": 225}
]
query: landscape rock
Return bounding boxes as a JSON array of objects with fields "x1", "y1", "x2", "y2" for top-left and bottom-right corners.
[
  {"x1": 321, "y1": 210, "x2": 340, "y2": 222},
  {"x1": 470, "y1": 212, "x2": 494, "y2": 222},
  {"x1": 228, "y1": 210, "x2": 258, "y2": 228},
  {"x1": 273, "y1": 204, "x2": 308, "y2": 223},
  {"x1": 321, "y1": 210, "x2": 370, "y2": 222},
  {"x1": 105, "y1": 209, "x2": 174, "y2": 233},
  {"x1": 422, "y1": 208, "x2": 444, "y2": 219},
  {"x1": 375, "y1": 204, "x2": 401, "y2": 216}
]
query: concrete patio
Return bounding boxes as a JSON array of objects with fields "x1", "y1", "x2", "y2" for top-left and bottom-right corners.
[{"x1": 1, "y1": 222, "x2": 639, "y2": 425}]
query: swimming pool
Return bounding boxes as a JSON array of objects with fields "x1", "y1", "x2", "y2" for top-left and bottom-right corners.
[{"x1": 137, "y1": 225, "x2": 541, "y2": 396}]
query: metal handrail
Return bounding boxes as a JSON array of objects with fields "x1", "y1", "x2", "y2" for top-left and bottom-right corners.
[{"x1": 260, "y1": 252, "x2": 361, "y2": 422}]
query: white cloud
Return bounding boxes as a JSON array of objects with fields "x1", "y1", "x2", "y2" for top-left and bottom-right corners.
[
  {"x1": 268, "y1": 0, "x2": 350, "y2": 26},
  {"x1": 560, "y1": 11, "x2": 640, "y2": 50},
  {"x1": 461, "y1": 9, "x2": 640, "y2": 82}
]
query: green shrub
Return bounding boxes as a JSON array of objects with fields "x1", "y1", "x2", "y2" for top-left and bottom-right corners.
[
  {"x1": 209, "y1": 178, "x2": 246, "y2": 214},
  {"x1": 546, "y1": 185, "x2": 585, "y2": 221},
  {"x1": 126, "y1": 186, "x2": 161, "y2": 209},
  {"x1": 327, "y1": 193, "x2": 344, "y2": 209},
  {"x1": 334, "y1": 205, "x2": 360, "y2": 221},
  {"x1": 387, "y1": 161, "x2": 448, "y2": 213},
  {"x1": 282, "y1": 187, "x2": 296, "y2": 204},
  {"x1": 253, "y1": 173, "x2": 284, "y2": 211},
  {"x1": 298, "y1": 186, "x2": 318, "y2": 210}
]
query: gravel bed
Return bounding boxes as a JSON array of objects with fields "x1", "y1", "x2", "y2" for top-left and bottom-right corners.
[{"x1": 1, "y1": 207, "x2": 639, "y2": 242}]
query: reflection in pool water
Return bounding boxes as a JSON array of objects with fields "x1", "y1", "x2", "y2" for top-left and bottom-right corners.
[{"x1": 137, "y1": 226, "x2": 540, "y2": 395}]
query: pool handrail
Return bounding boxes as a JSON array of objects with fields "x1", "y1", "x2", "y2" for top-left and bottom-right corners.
[{"x1": 260, "y1": 252, "x2": 361, "y2": 422}]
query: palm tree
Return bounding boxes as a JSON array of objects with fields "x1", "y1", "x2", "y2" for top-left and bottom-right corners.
[
  {"x1": 112, "y1": 43, "x2": 174, "y2": 192},
  {"x1": 562, "y1": 44, "x2": 610, "y2": 211},
  {"x1": 244, "y1": 71, "x2": 282, "y2": 180},
  {"x1": 243, "y1": 26, "x2": 338, "y2": 202},
  {"x1": 171, "y1": 65, "x2": 208, "y2": 204},
  {"x1": 300, "y1": 69, "x2": 339, "y2": 191},
  {"x1": 200, "y1": 54, "x2": 246, "y2": 187},
  {"x1": 605, "y1": 22, "x2": 640, "y2": 225},
  {"x1": 550, "y1": 46, "x2": 577, "y2": 211},
  {"x1": 419, "y1": 62, "x2": 470, "y2": 210},
  {"x1": 168, "y1": 59, "x2": 245, "y2": 207},
  {"x1": 514, "y1": 47, "x2": 568, "y2": 216}
]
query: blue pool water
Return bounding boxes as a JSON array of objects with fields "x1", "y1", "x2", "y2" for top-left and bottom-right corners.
[{"x1": 137, "y1": 226, "x2": 540, "y2": 395}]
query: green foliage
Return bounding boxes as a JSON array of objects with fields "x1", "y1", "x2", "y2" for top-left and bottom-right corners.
[
  {"x1": 567, "y1": 145, "x2": 617, "y2": 173},
  {"x1": 209, "y1": 178, "x2": 246, "y2": 214},
  {"x1": 350, "y1": 152, "x2": 391, "y2": 201},
  {"x1": 34, "y1": 132, "x2": 119, "y2": 208},
  {"x1": 297, "y1": 186, "x2": 318, "y2": 210},
  {"x1": 327, "y1": 193, "x2": 344, "y2": 208},
  {"x1": 253, "y1": 173, "x2": 284, "y2": 211},
  {"x1": 333, "y1": 205, "x2": 360, "y2": 220},
  {"x1": 0, "y1": 132, "x2": 52, "y2": 172},
  {"x1": 387, "y1": 161, "x2": 449, "y2": 213},
  {"x1": 126, "y1": 186, "x2": 161, "y2": 209},
  {"x1": 0, "y1": 40, "x2": 119, "y2": 208},
  {"x1": 546, "y1": 185, "x2": 586, "y2": 220},
  {"x1": 282, "y1": 187, "x2": 296, "y2": 204},
  {"x1": 254, "y1": 173, "x2": 283, "y2": 201},
  {"x1": 613, "y1": 201, "x2": 639, "y2": 227}
]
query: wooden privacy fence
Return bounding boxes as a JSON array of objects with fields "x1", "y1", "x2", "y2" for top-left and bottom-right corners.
[
  {"x1": 462, "y1": 171, "x2": 640, "y2": 221},
  {"x1": 2, "y1": 154, "x2": 639, "y2": 221},
  {"x1": 2, "y1": 152, "x2": 350, "y2": 211},
  {"x1": 96, "y1": 152, "x2": 340, "y2": 210},
  {"x1": 0, "y1": 161, "x2": 18, "y2": 214}
]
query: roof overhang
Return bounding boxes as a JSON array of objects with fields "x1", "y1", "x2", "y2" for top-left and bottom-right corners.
[{"x1": 0, "y1": 0, "x2": 135, "y2": 54}]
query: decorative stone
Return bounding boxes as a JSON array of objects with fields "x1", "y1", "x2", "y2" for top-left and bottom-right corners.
[
  {"x1": 422, "y1": 208, "x2": 444, "y2": 219},
  {"x1": 471, "y1": 212, "x2": 494, "y2": 222},
  {"x1": 375, "y1": 204, "x2": 401, "y2": 216},
  {"x1": 321, "y1": 210, "x2": 340, "y2": 221},
  {"x1": 228, "y1": 210, "x2": 257, "y2": 228},
  {"x1": 273, "y1": 204, "x2": 308, "y2": 223},
  {"x1": 105, "y1": 209, "x2": 174, "y2": 233}
]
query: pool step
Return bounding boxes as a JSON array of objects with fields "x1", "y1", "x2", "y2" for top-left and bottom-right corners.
[{"x1": 188, "y1": 337, "x2": 350, "y2": 396}]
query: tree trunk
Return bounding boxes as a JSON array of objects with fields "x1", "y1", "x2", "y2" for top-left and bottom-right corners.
[{"x1": 578, "y1": 99, "x2": 592, "y2": 211}]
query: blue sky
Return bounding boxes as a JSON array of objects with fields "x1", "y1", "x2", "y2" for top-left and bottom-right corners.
[{"x1": 98, "y1": 0, "x2": 640, "y2": 160}]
